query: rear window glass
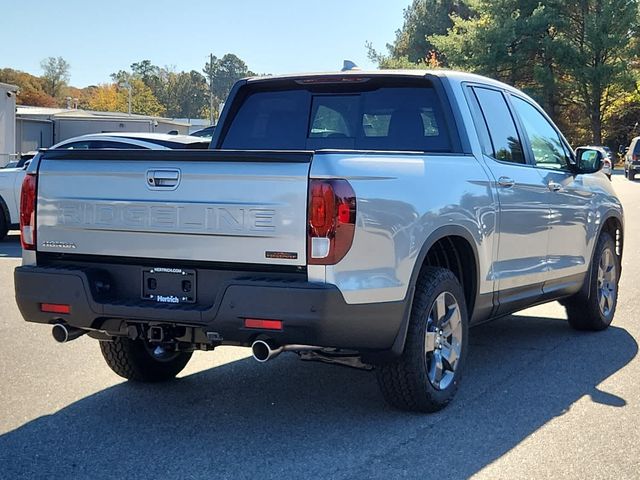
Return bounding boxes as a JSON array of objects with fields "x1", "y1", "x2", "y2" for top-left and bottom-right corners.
[{"x1": 221, "y1": 86, "x2": 451, "y2": 152}]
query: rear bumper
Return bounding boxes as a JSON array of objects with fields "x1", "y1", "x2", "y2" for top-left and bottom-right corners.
[{"x1": 14, "y1": 265, "x2": 407, "y2": 351}]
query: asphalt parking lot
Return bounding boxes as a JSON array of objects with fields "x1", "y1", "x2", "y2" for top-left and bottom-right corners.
[{"x1": 1, "y1": 172, "x2": 639, "y2": 480}]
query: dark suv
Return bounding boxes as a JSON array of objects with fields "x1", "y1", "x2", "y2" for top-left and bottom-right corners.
[{"x1": 624, "y1": 136, "x2": 640, "y2": 180}]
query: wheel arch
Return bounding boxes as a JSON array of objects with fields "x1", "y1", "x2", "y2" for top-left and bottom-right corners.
[
  {"x1": 0, "y1": 194, "x2": 11, "y2": 229},
  {"x1": 580, "y1": 211, "x2": 624, "y2": 300},
  {"x1": 598, "y1": 212, "x2": 624, "y2": 274},
  {"x1": 367, "y1": 225, "x2": 480, "y2": 362}
]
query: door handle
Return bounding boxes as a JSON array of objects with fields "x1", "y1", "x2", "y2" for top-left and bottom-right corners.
[
  {"x1": 548, "y1": 181, "x2": 563, "y2": 192},
  {"x1": 497, "y1": 176, "x2": 515, "y2": 188},
  {"x1": 146, "y1": 169, "x2": 181, "y2": 189}
]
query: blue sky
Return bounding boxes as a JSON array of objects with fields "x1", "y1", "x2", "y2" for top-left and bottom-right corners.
[{"x1": 0, "y1": 0, "x2": 410, "y2": 87}]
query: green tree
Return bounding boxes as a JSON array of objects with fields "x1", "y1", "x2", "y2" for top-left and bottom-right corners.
[
  {"x1": 203, "y1": 53, "x2": 256, "y2": 114},
  {"x1": 127, "y1": 78, "x2": 165, "y2": 116},
  {"x1": 163, "y1": 71, "x2": 209, "y2": 119},
  {"x1": 368, "y1": 0, "x2": 471, "y2": 67},
  {"x1": 40, "y1": 56, "x2": 70, "y2": 99},
  {"x1": 555, "y1": 0, "x2": 639, "y2": 144},
  {"x1": 430, "y1": 1, "x2": 563, "y2": 118}
]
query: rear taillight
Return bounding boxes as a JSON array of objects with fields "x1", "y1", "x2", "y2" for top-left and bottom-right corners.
[
  {"x1": 20, "y1": 173, "x2": 37, "y2": 250},
  {"x1": 308, "y1": 179, "x2": 356, "y2": 265}
]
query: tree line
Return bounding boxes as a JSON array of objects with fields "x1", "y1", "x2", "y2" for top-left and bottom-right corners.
[
  {"x1": 0, "y1": 54, "x2": 256, "y2": 121},
  {"x1": 369, "y1": 0, "x2": 640, "y2": 149}
]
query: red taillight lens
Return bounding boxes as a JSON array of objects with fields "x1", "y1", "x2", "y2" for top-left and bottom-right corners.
[
  {"x1": 20, "y1": 174, "x2": 37, "y2": 250},
  {"x1": 308, "y1": 179, "x2": 356, "y2": 265},
  {"x1": 633, "y1": 154, "x2": 638, "y2": 162}
]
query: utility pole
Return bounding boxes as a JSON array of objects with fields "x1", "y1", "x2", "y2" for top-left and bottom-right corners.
[
  {"x1": 123, "y1": 78, "x2": 132, "y2": 116},
  {"x1": 127, "y1": 83, "x2": 132, "y2": 116}
]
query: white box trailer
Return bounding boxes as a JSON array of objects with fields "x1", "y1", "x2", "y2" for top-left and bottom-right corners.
[{"x1": 0, "y1": 82, "x2": 18, "y2": 167}]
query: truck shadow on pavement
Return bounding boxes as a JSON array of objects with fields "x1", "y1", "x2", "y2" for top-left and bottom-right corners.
[
  {"x1": 0, "y1": 231, "x2": 21, "y2": 259},
  {"x1": 1, "y1": 314, "x2": 636, "y2": 480}
]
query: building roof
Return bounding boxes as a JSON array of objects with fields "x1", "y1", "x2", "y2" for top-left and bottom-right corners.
[
  {"x1": 16, "y1": 105, "x2": 189, "y2": 126},
  {"x1": 0, "y1": 82, "x2": 19, "y2": 92}
]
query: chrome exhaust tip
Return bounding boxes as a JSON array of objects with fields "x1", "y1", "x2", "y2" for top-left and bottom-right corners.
[
  {"x1": 52, "y1": 324, "x2": 86, "y2": 343},
  {"x1": 251, "y1": 340, "x2": 283, "y2": 363}
]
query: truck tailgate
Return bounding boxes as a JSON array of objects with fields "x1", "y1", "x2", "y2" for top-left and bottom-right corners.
[{"x1": 35, "y1": 150, "x2": 311, "y2": 266}]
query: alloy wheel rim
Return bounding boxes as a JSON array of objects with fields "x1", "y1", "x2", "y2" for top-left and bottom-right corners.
[
  {"x1": 424, "y1": 291, "x2": 463, "y2": 390},
  {"x1": 597, "y1": 248, "x2": 617, "y2": 317}
]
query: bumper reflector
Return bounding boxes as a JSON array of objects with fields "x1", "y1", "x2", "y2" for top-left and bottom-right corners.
[
  {"x1": 244, "y1": 318, "x2": 283, "y2": 330},
  {"x1": 41, "y1": 303, "x2": 71, "y2": 314}
]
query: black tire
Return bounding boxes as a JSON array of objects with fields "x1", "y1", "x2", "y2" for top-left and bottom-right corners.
[
  {"x1": 0, "y1": 199, "x2": 9, "y2": 241},
  {"x1": 564, "y1": 232, "x2": 619, "y2": 331},
  {"x1": 629, "y1": 169, "x2": 636, "y2": 181},
  {"x1": 376, "y1": 267, "x2": 469, "y2": 412},
  {"x1": 0, "y1": 213, "x2": 8, "y2": 241},
  {"x1": 100, "y1": 337, "x2": 192, "y2": 382}
]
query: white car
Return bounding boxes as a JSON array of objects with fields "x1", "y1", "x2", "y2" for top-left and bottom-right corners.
[{"x1": 0, "y1": 133, "x2": 209, "y2": 240}]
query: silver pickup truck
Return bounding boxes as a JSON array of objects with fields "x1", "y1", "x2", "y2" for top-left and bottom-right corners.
[{"x1": 15, "y1": 70, "x2": 623, "y2": 412}]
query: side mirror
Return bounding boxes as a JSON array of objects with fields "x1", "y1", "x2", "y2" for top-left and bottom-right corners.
[{"x1": 575, "y1": 148, "x2": 604, "y2": 174}]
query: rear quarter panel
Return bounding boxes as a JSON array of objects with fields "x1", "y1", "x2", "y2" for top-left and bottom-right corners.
[{"x1": 309, "y1": 151, "x2": 497, "y2": 304}]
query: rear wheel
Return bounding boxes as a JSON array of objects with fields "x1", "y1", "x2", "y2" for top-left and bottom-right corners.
[
  {"x1": 629, "y1": 169, "x2": 636, "y2": 181},
  {"x1": 376, "y1": 267, "x2": 468, "y2": 412},
  {"x1": 564, "y1": 232, "x2": 619, "y2": 331},
  {"x1": 0, "y1": 212, "x2": 7, "y2": 241},
  {"x1": 100, "y1": 337, "x2": 192, "y2": 382}
]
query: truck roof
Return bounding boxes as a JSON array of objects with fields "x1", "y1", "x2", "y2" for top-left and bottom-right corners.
[{"x1": 244, "y1": 69, "x2": 525, "y2": 96}]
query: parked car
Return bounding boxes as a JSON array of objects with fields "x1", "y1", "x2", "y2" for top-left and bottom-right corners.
[
  {"x1": 624, "y1": 136, "x2": 640, "y2": 180},
  {"x1": 576, "y1": 145, "x2": 611, "y2": 180},
  {"x1": 2, "y1": 151, "x2": 36, "y2": 170},
  {"x1": 0, "y1": 133, "x2": 208, "y2": 240},
  {"x1": 190, "y1": 126, "x2": 215, "y2": 138},
  {"x1": 15, "y1": 71, "x2": 623, "y2": 412}
]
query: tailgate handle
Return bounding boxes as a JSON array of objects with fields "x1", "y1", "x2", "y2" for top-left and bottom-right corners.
[{"x1": 147, "y1": 169, "x2": 181, "y2": 189}]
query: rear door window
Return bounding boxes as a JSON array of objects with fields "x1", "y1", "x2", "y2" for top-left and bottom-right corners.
[
  {"x1": 221, "y1": 85, "x2": 451, "y2": 152},
  {"x1": 472, "y1": 87, "x2": 525, "y2": 164}
]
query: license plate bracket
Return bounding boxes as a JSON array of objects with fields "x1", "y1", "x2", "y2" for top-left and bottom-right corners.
[{"x1": 142, "y1": 268, "x2": 196, "y2": 304}]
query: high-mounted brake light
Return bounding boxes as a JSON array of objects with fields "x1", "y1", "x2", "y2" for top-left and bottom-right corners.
[
  {"x1": 308, "y1": 179, "x2": 356, "y2": 265},
  {"x1": 296, "y1": 77, "x2": 371, "y2": 85},
  {"x1": 20, "y1": 173, "x2": 37, "y2": 250}
]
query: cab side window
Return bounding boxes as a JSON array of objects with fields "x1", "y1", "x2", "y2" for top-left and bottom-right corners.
[{"x1": 511, "y1": 96, "x2": 570, "y2": 170}]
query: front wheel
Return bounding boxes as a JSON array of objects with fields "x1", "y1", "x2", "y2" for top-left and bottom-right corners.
[
  {"x1": 100, "y1": 337, "x2": 192, "y2": 382},
  {"x1": 376, "y1": 267, "x2": 468, "y2": 412},
  {"x1": 564, "y1": 232, "x2": 619, "y2": 331},
  {"x1": 629, "y1": 169, "x2": 636, "y2": 181}
]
